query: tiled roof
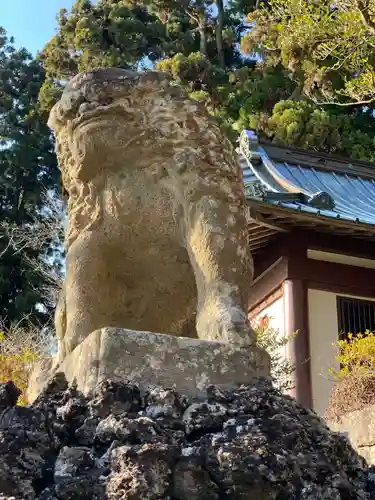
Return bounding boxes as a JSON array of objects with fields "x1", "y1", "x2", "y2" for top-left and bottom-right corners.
[{"x1": 238, "y1": 130, "x2": 375, "y2": 227}]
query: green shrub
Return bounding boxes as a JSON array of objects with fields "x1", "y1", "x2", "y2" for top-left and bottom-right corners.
[
  {"x1": 329, "y1": 331, "x2": 375, "y2": 379},
  {"x1": 326, "y1": 331, "x2": 375, "y2": 420},
  {"x1": 252, "y1": 316, "x2": 297, "y2": 392}
]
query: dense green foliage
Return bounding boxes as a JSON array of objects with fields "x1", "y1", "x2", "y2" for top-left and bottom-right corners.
[
  {"x1": 0, "y1": 28, "x2": 60, "y2": 329},
  {"x1": 240, "y1": 0, "x2": 375, "y2": 159},
  {"x1": 330, "y1": 331, "x2": 375, "y2": 380},
  {"x1": 265, "y1": 100, "x2": 375, "y2": 161},
  {"x1": 39, "y1": 0, "x2": 242, "y2": 109},
  {"x1": 40, "y1": 0, "x2": 375, "y2": 161},
  {"x1": 242, "y1": 0, "x2": 375, "y2": 105}
]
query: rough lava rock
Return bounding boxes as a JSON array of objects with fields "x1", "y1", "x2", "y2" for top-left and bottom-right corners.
[
  {"x1": 0, "y1": 381, "x2": 21, "y2": 410},
  {"x1": 0, "y1": 375, "x2": 375, "y2": 499}
]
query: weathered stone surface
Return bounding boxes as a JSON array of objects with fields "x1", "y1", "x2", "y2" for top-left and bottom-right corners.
[
  {"x1": 3, "y1": 376, "x2": 375, "y2": 499},
  {"x1": 49, "y1": 67, "x2": 255, "y2": 366},
  {"x1": 28, "y1": 327, "x2": 270, "y2": 403},
  {"x1": 328, "y1": 405, "x2": 375, "y2": 465}
]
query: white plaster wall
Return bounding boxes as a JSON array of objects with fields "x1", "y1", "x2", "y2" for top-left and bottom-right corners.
[
  {"x1": 251, "y1": 295, "x2": 289, "y2": 372},
  {"x1": 308, "y1": 289, "x2": 375, "y2": 417},
  {"x1": 308, "y1": 290, "x2": 339, "y2": 417},
  {"x1": 252, "y1": 296, "x2": 285, "y2": 336},
  {"x1": 307, "y1": 249, "x2": 375, "y2": 269},
  {"x1": 255, "y1": 296, "x2": 285, "y2": 330},
  {"x1": 307, "y1": 250, "x2": 375, "y2": 416}
]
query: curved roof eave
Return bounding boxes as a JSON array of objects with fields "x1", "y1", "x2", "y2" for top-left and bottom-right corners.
[{"x1": 238, "y1": 129, "x2": 375, "y2": 228}]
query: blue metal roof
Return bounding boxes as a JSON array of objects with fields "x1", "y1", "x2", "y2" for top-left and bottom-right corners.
[{"x1": 238, "y1": 130, "x2": 375, "y2": 227}]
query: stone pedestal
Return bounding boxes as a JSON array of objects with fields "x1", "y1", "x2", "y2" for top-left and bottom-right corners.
[{"x1": 27, "y1": 328, "x2": 270, "y2": 403}]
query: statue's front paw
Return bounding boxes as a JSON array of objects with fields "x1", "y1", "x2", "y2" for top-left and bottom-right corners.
[
  {"x1": 197, "y1": 304, "x2": 255, "y2": 345},
  {"x1": 220, "y1": 322, "x2": 255, "y2": 346}
]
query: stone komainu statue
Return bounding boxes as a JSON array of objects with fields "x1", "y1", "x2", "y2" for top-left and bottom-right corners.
[{"x1": 49, "y1": 68, "x2": 254, "y2": 364}]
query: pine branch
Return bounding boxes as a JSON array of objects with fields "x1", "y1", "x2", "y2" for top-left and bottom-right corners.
[{"x1": 356, "y1": 0, "x2": 375, "y2": 35}]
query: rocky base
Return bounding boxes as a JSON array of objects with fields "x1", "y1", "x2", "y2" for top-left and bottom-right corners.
[{"x1": 1, "y1": 376, "x2": 375, "y2": 500}]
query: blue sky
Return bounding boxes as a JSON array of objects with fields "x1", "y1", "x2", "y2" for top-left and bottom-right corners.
[{"x1": 1, "y1": 0, "x2": 75, "y2": 54}]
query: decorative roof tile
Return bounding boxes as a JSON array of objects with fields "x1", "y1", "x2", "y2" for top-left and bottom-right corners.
[{"x1": 238, "y1": 130, "x2": 375, "y2": 227}]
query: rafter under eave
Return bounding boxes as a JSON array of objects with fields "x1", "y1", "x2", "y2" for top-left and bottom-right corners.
[{"x1": 246, "y1": 204, "x2": 288, "y2": 233}]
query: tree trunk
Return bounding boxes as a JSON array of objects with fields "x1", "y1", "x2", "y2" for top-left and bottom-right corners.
[
  {"x1": 187, "y1": 8, "x2": 207, "y2": 57},
  {"x1": 198, "y1": 14, "x2": 208, "y2": 56},
  {"x1": 215, "y1": 0, "x2": 225, "y2": 69}
]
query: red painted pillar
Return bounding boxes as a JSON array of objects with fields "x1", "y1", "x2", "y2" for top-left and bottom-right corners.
[{"x1": 284, "y1": 279, "x2": 313, "y2": 408}]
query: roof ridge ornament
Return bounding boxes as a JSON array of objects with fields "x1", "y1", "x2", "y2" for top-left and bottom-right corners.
[
  {"x1": 308, "y1": 191, "x2": 335, "y2": 211},
  {"x1": 238, "y1": 129, "x2": 336, "y2": 211},
  {"x1": 239, "y1": 129, "x2": 261, "y2": 163},
  {"x1": 244, "y1": 181, "x2": 266, "y2": 199}
]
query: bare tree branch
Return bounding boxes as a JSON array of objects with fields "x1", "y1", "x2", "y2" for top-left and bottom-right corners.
[
  {"x1": 356, "y1": 0, "x2": 375, "y2": 34},
  {"x1": 0, "y1": 314, "x2": 56, "y2": 356},
  {"x1": 0, "y1": 190, "x2": 65, "y2": 308},
  {"x1": 311, "y1": 96, "x2": 375, "y2": 107}
]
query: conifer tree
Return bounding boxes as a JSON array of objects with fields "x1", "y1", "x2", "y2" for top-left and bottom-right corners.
[
  {"x1": 41, "y1": 0, "x2": 375, "y2": 159},
  {"x1": 0, "y1": 28, "x2": 61, "y2": 328}
]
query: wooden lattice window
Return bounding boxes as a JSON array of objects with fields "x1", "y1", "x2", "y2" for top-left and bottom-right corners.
[{"x1": 337, "y1": 296, "x2": 375, "y2": 339}]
